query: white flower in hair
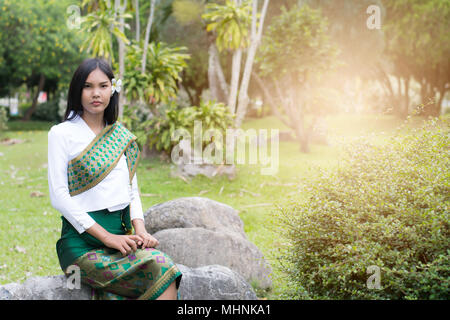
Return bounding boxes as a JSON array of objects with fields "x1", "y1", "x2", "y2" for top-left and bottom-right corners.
[{"x1": 111, "y1": 78, "x2": 122, "y2": 94}]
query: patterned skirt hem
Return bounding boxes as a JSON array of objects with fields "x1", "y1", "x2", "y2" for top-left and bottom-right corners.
[{"x1": 138, "y1": 265, "x2": 182, "y2": 300}]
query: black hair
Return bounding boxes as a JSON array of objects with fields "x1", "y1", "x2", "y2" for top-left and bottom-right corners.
[{"x1": 63, "y1": 58, "x2": 118, "y2": 125}]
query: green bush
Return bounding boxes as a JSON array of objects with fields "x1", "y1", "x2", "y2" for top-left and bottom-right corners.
[
  {"x1": 31, "y1": 100, "x2": 61, "y2": 122},
  {"x1": 0, "y1": 106, "x2": 8, "y2": 135},
  {"x1": 145, "y1": 99, "x2": 234, "y2": 159},
  {"x1": 275, "y1": 116, "x2": 450, "y2": 299}
]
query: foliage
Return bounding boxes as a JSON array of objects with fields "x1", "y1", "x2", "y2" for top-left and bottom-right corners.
[
  {"x1": 257, "y1": 4, "x2": 339, "y2": 83},
  {"x1": 123, "y1": 42, "x2": 190, "y2": 105},
  {"x1": 161, "y1": 4, "x2": 211, "y2": 107},
  {"x1": 381, "y1": 0, "x2": 450, "y2": 115},
  {"x1": 79, "y1": 3, "x2": 132, "y2": 62},
  {"x1": 30, "y1": 100, "x2": 61, "y2": 122},
  {"x1": 256, "y1": 4, "x2": 339, "y2": 152},
  {"x1": 145, "y1": 99, "x2": 235, "y2": 157},
  {"x1": 275, "y1": 116, "x2": 450, "y2": 299},
  {"x1": 302, "y1": 0, "x2": 385, "y2": 79},
  {"x1": 202, "y1": 0, "x2": 252, "y2": 51},
  {"x1": 0, "y1": 0, "x2": 86, "y2": 97},
  {"x1": 0, "y1": 106, "x2": 8, "y2": 135},
  {"x1": 172, "y1": 0, "x2": 204, "y2": 26}
]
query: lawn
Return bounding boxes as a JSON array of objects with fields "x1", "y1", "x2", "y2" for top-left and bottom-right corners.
[{"x1": 0, "y1": 113, "x2": 438, "y2": 299}]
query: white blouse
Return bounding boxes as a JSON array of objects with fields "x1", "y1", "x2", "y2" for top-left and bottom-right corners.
[{"x1": 47, "y1": 112, "x2": 144, "y2": 234}]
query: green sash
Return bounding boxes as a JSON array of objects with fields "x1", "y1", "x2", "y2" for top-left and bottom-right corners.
[{"x1": 67, "y1": 122, "x2": 140, "y2": 196}]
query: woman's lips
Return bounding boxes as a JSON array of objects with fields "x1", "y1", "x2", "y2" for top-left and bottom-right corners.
[{"x1": 92, "y1": 101, "x2": 102, "y2": 106}]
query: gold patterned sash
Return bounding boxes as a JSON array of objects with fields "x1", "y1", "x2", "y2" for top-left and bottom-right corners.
[{"x1": 67, "y1": 122, "x2": 140, "y2": 196}]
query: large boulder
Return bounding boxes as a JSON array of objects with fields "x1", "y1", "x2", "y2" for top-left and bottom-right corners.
[
  {"x1": 144, "y1": 197, "x2": 272, "y2": 289},
  {"x1": 144, "y1": 197, "x2": 246, "y2": 238},
  {"x1": 0, "y1": 264, "x2": 257, "y2": 300},
  {"x1": 153, "y1": 228, "x2": 272, "y2": 289}
]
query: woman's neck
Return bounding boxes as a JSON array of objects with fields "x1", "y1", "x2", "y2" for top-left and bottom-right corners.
[{"x1": 81, "y1": 112, "x2": 105, "y2": 134}]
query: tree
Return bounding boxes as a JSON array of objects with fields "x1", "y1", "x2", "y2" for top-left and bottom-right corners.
[
  {"x1": 203, "y1": 0, "x2": 251, "y2": 114},
  {"x1": 0, "y1": 0, "x2": 86, "y2": 120},
  {"x1": 257, "y1": 4, "x2": 339, "y2": 152},
  {"x1": 79, "y1": 0, "x2": 132, "y2": 119},
  {"x1": 202, "y1": 0, "x2": 270, "y2": 127},
  {"x1": 123, "y1": 41, "x2": 189, "y2": 107},
  {"x1": 300, "y1": 0, "x2": 386, "y2": 115},
  {"x1": 381, "y1": 0, "x2": 450, "y2": 117},
  {"x1": 162, "y1": 0, "x2": 210, "y2": 107},
  {"x1": 79, "y1": 0, "x2": 131, "y2": 63}
]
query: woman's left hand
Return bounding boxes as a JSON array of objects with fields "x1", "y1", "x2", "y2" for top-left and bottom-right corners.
[{"x1": 134, "y1": 230, "x2": 159, "y2": 249}]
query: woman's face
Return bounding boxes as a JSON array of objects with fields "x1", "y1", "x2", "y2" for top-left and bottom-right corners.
[{"x1": 81, "y1": 68, "x2": 112, "y2": 117}]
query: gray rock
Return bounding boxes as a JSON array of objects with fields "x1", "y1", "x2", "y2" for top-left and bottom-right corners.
[
  {"x1": 0, "y1": 275, "x2": 91, "y2": 300},
  {"x1": 153, "y1": 228, "x2": 272, "y2": 289},
  {"x1": 0, "y1": 264, "x2": 256, "y2": 300},
  {"x1": 144, "y1": 197, "x2": 246, "y2": 238},
  {"x1": 178, "y1": 265, "x2": 257, "y2": 300}
]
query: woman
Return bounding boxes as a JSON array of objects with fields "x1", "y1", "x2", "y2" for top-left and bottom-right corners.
[{"x1": 48, "y1": 58, "x2": 182, "y2": 300}]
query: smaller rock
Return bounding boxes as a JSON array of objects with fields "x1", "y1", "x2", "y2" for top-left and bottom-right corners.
[{"x1": 178, "y1": 265, "x2": 257, "y2": 300}]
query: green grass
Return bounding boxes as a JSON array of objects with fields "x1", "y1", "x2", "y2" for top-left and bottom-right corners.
[{"x1": 0, "y1": 113, "x2": 440, "y2": 299}]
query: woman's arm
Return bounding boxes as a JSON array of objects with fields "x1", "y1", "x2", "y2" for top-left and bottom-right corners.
[
  {"x1": 128, "y1": 174, "x2": 159, "y2": 248},
  {"x1": 86, "y1": 222, "x2": 143, "y2": 256},
  {"x1": 48, "y1": 127, "x2": 96, "y2": 233}
]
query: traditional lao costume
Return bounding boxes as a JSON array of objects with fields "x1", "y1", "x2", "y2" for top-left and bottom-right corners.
[{"x1": 48, "y1": 111, "x2": 182, "y2": 300}]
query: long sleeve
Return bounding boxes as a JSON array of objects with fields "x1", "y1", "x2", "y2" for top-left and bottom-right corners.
[
  {"x1": 129, "y1": 173, "x2": 144, "y2": 222},
  {"x1": 48, "y1": 127, "x2": 96, "y2": 234}
]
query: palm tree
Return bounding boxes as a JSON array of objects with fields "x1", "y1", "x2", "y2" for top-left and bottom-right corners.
[
  {"x1": 203, "y1": 0, "x2": 251, "y2": 115},
  {"x1": 79, "y1": 1, "x2": 131, "y2": 64},
  {"x1": 79, "y1": 0, "x2": 131, "y2": 119},
  {"x1": 202, "y1": 0, "x2": 270, "y2": 127}
]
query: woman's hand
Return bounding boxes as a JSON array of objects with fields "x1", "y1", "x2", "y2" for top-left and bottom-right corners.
[
  {"x1": 103, "y1": 233, "x2": 144, "y2": 256},
  {"x1": 132, "y1": 218, "x2": 159, "y2": 249},
  {"x1": 134, "y1": 230, "x2": 159, "y2": 249}
]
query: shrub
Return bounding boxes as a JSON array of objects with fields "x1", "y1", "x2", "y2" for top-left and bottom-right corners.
[
  {"x1": 145, "y1": 99, "x2": 234, "y2": 159},
  {"x1": 0, "y1": 106, "x2": 8, "y2": 135},
  {"x1": 275, "y1": 116, "x2": 450, "y2": 299},
  {"x1": 31, "y1": 99, "x2": 61, "y2": 122}
]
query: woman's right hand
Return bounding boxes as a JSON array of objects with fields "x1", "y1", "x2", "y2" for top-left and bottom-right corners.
[{"x1": 102, "y1": 233, "x2": 144, "y2": 256}]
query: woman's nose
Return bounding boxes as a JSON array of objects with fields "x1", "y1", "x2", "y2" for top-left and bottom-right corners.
[{"x1": 92, "y1": 87, "x2": 100, "y2": 97}]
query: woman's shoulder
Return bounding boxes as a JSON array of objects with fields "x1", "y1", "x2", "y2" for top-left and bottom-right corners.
[{"x1": 48, "y1": 118, "x2": 78, "y2": 140}]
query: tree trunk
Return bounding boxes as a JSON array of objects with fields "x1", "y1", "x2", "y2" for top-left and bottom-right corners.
[
  {"x1": 211, "y1": 44, "x2": 229, "y2": 103},
  {"x1": 252, "y1": 71, "x2": 291, "y2": 127},
  {"x1": 208, "y1": 42, "x2": 220, "y2": 101},
  {"x1": 135, "y1": 0, "x2": 140, "y2": 42},
  {"x1": 141, "y1": 0, "x2": 156, "y2": 73},
  {"x1": 291, "y1": 88, "x2": 309, "y2": 153},
  {"x1": 228, "y1": 48, "x2": 242, "y2": 114},
  {"x1": 419, "y1": 79, "x2": 440, "y2": 117},
  {"x1": 436, "y1": 82, "x2": 447, "y2": 116},
  {"x1": 23, "y1": 74, "x2": 45, "y2": 121},
  {"x1": 234, "y1": 0, "x2": 270, "y2": 127},
  {"x1": 403, "y1": 76, "x2": 410, "y2": 118},
  {"x1": 115, "y1": 0, "x2": 127, "y2": 120}
]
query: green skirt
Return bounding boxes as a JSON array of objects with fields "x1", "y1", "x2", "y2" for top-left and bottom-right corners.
[{"x1": 56, "y1": 205, "x2": 182, "y2": 300}]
